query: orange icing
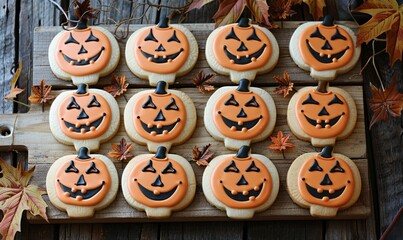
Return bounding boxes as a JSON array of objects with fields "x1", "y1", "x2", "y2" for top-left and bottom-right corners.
[
  {"x1": 298, "y1": 154, "x2": 355, "y2": 207},
  {"x1": 299, "y1": 24, "x2": 354, "y2": 71},
  {"x1": 127, "y1": 156, "x2": 189, "y2": 208},
  {"x1": 295, "y1": 90, "x2": 349, "y2": 139},
  {"x1": 54, "y1": 157, "x2": 111, "y2": 206},
  {"x1": 212, "y1": 25, "x2": 272, "y2": 71},
  {"x1": 212, "y1": 90, "x2": 269, "y2": 140},
  {"x1": 58, "y1": 92, "x2": 112, "y2": 140},
  {"x1": 210, "y1": 156, "x2": 272, "y2": 209},
  {"x1": 132, "y1": 92, "x2": 186, "y2": 143},
  {"x1": 133, "y1": 26, "x2": 190, "y2": 74},
  {"x1": 55, "y1": 28, "x2": 112, "y2": 76}
]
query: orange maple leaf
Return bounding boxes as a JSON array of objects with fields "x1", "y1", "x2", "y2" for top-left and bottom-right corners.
[
  {"x1": 28, "y1": 80, "x2": 54, "y2": 104},
  {"x1": 0, "y1": 160, "x2": 48, "y2": 240},
  {"x1": 108, "y1": 137, "x2": 135, "y2": 162},
  {"x1": 354, "y1": 0, "x2": 403, "y2": 65},
  {"x1": 104, "y1": 74, "x2": 129, "y2": 98},
  {"x1": 192, "y1": 71, "x2": 216, "y2": 94},
  {"x1": 273, "y1": 71, "x2": 296, "y2": 97},
  {"x1": 269, "y1": 131, "x2": 295, "y2": 152},
  {"x1": 369, "y1": 76, "x2": 403, "y2": 129},
  {"x1": 192, "y1": 144, "x2": 214, "y2": 166}
]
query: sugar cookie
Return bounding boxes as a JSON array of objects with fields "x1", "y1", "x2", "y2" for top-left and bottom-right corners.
[
  {"x1": 125, "y1": 17, "x2": 198, "y2": 86},
  {"x1": 202, "y1": 146, "x2": 279, "y2": 219},
  {"x1": 204, "y1": 79, "x2": 276, "y2": 150},
  {"x1": 49, "y1": 84, "x2": 120, "y2": 152},
  {"x1": 287, "y1": 146, "x2": 361, "y2": 217},
  {"x1": 46, "y1": 147, "x2": 119, "y2": 218},
  {"x1": 121, "y1": 146, "x2": 196, "y2": 218},
  {"x1": 205, "y1": 18, "x2": 279, "y2": 83},
  {"x1": 289, "y1": 16, "x2": 361, "y2": 81}
]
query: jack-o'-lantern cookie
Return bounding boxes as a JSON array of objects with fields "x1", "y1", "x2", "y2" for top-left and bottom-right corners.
[
  {"x1": 122, "y1": 146, "x2": 196, "y2": 218},
  {"x1": 48, "y1": 3, "x2": 119, "y2": 85},
  {"x1": 49, "y1": 84, "x2": 120, "y2": 152},
  {"x1": 287, "y1": 82, "x2": 356, "y2": 147},
  {"x1": 205, "y1": 18, "x2": 279, "y2": 83},
  {"x1": 204, "y1": 79, "x2": 276, "y2": 150},
  {"x1": 289, "y1": 16, "x2": 360, "y2": 81},
  {"x1": 202, "y1": 146, "x2": 279, "y2": 219},
  {"x1": 125, "y1": 17, "x2": 198, "y2": 86},
  {"x1": 287, "y1": 146, "x2": 361, "y2": 217},
  {"x1": 46, "y1": 147, "x2": 119, "y2": 218},
  {"x1": 124, "y1": 81, "x2": 196, "y2": 153}
]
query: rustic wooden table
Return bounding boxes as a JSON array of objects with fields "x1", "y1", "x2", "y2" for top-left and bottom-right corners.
[{"x1": 0, "y1": 1, "x2": 402, "y2": 239}]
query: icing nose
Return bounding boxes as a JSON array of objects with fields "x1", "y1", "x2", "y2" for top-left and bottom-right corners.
[
  {"x1": 318, "y1": 106, "x2": 330, "y2": 116},
  {"x1": 154, "y1": 109, "x2": 166, "y2": 121},
  {"x1": 237, "y1": 41, "x2": 248, "y2": 51},
  {"x1": 237, "y1": 108, "x2": 247, "y2": 118},
  {"x1": 151, "y1": 175, "x2": 164, "y2": 187},
  {"x1": 155, "y1": 44, "x2": 166, "y2": 52},
  {"x1": 77, "y1": 109, "x2": 89, "y2": 119},
  {"x1": 78, "y1": 45, "x2": 88, "y2": 55},
  {"x1": 75, "y1": 174, "x2": 87, "y2": 186},
  {"x1": 320, "y1": 174, "x2": 333, "y2": 186},
  {"x1": 321, "y1": 40, "x2": 333, "y2": 50},
  {"x1": 236, "y1": 175, "x2": 248, "y2": 185}
]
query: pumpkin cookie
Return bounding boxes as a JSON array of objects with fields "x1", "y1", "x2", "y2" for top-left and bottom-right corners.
[
  {"x1": 287, "y1": 146, "x2": 361, "y2": 217},
  {"x1": 124, "y1": 81, "x2": 196, "y2": 153},
  {"x1": 202, "y1": 146, "x2": 279, "y2": 219},
  {"x1": 46, "y1": 147, "x2": 119, "y2": 218},
  {"x1": 48, "y1": 15, "x2": 119, "y2": 85},
  {"x1": 287, "y1": 83, "x2": 356, "y2": 147},
  {"x1": 49, "y1": 84, "x2": 120, "y2": 152},
  {"x1": 121, "y1": 146, "x2": 196, "y2": 218},
  {"x1": 205, "y1": 18, "x2": 279, "y2": 83},
  {"x1": 204, "y1": 79, "x2": 276, "y2": 150},
  {"x1": 125, "y1": 17, "x2": 198, "y2": 86},
  {"x1": 289, "y1": 16, "x2": 360, "y2": 81}
]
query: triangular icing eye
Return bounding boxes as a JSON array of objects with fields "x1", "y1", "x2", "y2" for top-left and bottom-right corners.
[
  {"x1": 225, "y1": 27, "x2": 240, "y2": 41},
  {"x1": 330, "y1": 161, "x2": 345, "y2": 173},
  {"x1": 65, "y1": 161, "x2": 79, "y2": 173},
  {"x1": 165, "y1": 98, "x2": 179, "y2": 110},
  {"x1": 302, "y1": 94, "x2": 320, "y2": 105},
  {"x1": 224, "y1": 94, "x2": 239, "y2": 106},
  {"x1": 167, "y1": 30, "x2": 180, "y2": 43},
  {"x1": 309, "y1": 159, "x2": 323, "y2": 172},
  {"x1": 142, "y1": 160, "x2": 156, "y2": 173},
  {"x1": 65, "y1": 32, "x2": 79, "y2": 45},
  {"x1": 224, "y1": 160, "x2": 239, "y2": 172},
  {"x1": 245, "y1": 96, "x2": 259, "y2": 107},
  {"x1": 247, "y1": 28, "x2": 261, "y2": 41},
  {"x1": 142, "y1": 96, "x2": 157, "y2": 109},
  {"x1": 67, "y1": 97, "x2": 80, "y2": 110},
  {"x1": 87, "y1": 95, "x2": 101, "y2": 108},
  {"x1": 145, "y1": 29, "x2": 158, "y2": 42},
  {"x1": 328, "y1": 95, "x2": 344, "y2": 105},
  {"x1": 86, "y1": 162, "x2": 100, "y2": 174},
  {"x1": 161, "y1": 162, "x2": 177, "y2": 174},
  {"x1": 310, "y1": 27, "x2": 325, "y2": 40},
  {"x1": 246, "y1": 161, "x2": 260, "y2": 172},
  {"x1": 85, "y1": 31, "x2": 99, "y2": 42},
  {"x1": 331, "y1": 28, "x2": 347, "y2": 40}
]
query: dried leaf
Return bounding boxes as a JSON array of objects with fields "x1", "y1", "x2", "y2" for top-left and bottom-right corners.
[
  {"x1": 213, "y1": 0, "x2": 246, "y2": 27},
  {"x1": 4, "y1": 88, "x2": 24, "y2": 100},
  {"x1": 28, "y1": 80, "x2": 54, "y2": 104},
  {"x1": 354, "y1": 0, "x2": 403, "y2": 65},
  {"x1": 73, "y1": 0, "x2": 97, "y2": 21},
  {"x1": 192, "y1": 71, "x2": 216, "y2": 94},
  {"x1": 273, "y1": 71, "x2": 296, "y2": 97},
  {"x1": 0, "y1": 160, "x2": 48, "y2": 240},
  {"x1": 369, "y1": 76, "x2": 403, "y2": 129},
  {"x1": 246, "y1": 0, "x2": 271, "y2": 27},
  {"x1": 187, "y1": 0, "x2": 215, "y2": 12},
  {"x1": 267, "y1": 0, "x2": 297, "y2": 20},
  {"x1": 269, "y1": 131, "x2": 295, "y2": 152},
  {"x1": 108, "y1": 137, "x2": 135, "y2": 162},
  {"x1": 295, "y1": 0, "x2": 326, "y2": 20},
  {"x1": 4, "y1": 60, "x2": 24, "y2": 100},
  {"x1": 192, "y1": 144, "x2": 214, "y2": 166},
  {"x1": 104, "y1": 74, "x2": 129, "y2": 97}
]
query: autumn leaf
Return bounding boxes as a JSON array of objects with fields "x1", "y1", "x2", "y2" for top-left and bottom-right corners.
[
  {"x1": 267, "y1": 0, "x2": 297, "y2": 21},
  {"x1": 369, "y1": 76, "x2": 403, "y2": 129},
  {"x1": 246, "y1": 0, "x2": 271, "y2": 27},
  {"x1": 294, "y1": 0, "x2": 326, "y2": 20},
  {"x1": 269, "y1": 131, "x2": 295, "y2": 152},
  {"x1": 213, "y1": 0, "x2": 246, "y2": 27},
  {"x1": 73, "y1": 0, "x2": 97, "y2": 21},
  {"x1": 4, "y1": 60, "x2": 24, "y2": 100},
  {"x1": 28, "y1": 80, "x2": 54, "y2": 104},
  {"x1": 273, "y1": 71, "x2": 296, "y2": 97},
  {"x1": 354, "y1": 0, "x2": 403, "y2": 65},
  {"x1": 192, "y1": 144, "x2": 214, "y2": 166},
  {"x1": 108, "y1": 137, "x2": 135, "y2": 162},
  {"x1": 187, "y1": 0, "x2": 215, "y2": 12},
  {"x1": 104, "y1": 74, "x2": 129, "y2": 98},
  {"x1": 192, "y1": 71, "x2": 215, "y2": 94},
  {"x1": 0, "y1": 159, "x2": 48, "y2": 240}
]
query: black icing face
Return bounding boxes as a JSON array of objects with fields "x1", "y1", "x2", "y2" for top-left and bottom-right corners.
[
  {"x1": 136, "y1": 182, "x2": 178, "y2": 201},
  {"x1": 304, "y1": 183, "x2": 346, "y2": 200},
  {"x1": 58, "y1": 180, "x2": 105, "y2": 200}
]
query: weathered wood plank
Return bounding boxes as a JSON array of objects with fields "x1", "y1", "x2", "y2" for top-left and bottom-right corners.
[
  {"x1": 0, "y1": 0, "x2": 17, "y2": 114},
  {"x1": 181, "y1": 221, "x2": 244, "y2": 240},
  {"x1": 33, "y1": 22, "x2": 363, "y2": 89}
]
